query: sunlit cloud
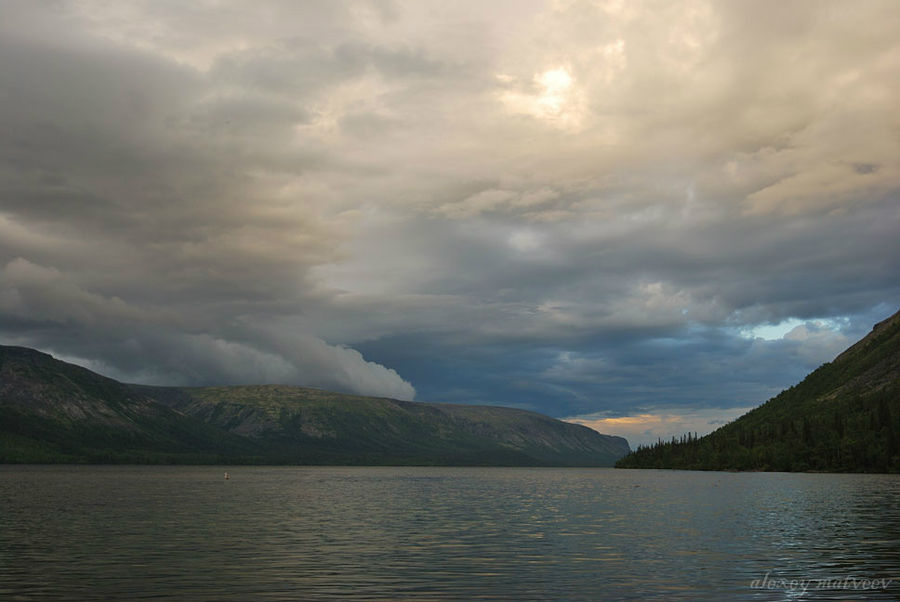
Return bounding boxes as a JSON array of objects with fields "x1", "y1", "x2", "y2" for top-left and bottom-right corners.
[
  {"x1": 567, "y1": 407, "x2": 756, "y2": 448},
  {"x1": 1, "y1": 0, "x2": 898, "y2": 428},
  {"x1": 498, "y1": 65, "x2": 586, "y2": 129}
]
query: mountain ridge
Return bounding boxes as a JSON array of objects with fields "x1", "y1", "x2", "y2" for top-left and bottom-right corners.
[{"x1": 0, "y1": 345, "x2": 630, "y2": 466}]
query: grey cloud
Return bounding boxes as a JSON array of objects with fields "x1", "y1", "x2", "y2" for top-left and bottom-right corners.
[
  {"x1": 185, "y1": 93, "x2": 312, "y2": 137},
  {"x1": 1, "y1": 1, "x2": 899, "y2": 422},
  {"x1": 338, "y1": 112, "x2": 400, "y2": 139},
  {"x1": 353, "y1": 322, "x2": 848, "y2": 418},
  {"x1": 314, "y1": 191, "x2": 900, "y2": 344},
  {"x1": 0, "y1": 255, "x2": 415, "y2": 400},
  {"x1": 211, "y1": 41, "x2": 367, "y2": 97},
  {"x1": 210, "y1": 38, "x2": 449, "y2": 98},
  {"x1": 0, "y1": 3, "x2": 415, "y2": 400}
]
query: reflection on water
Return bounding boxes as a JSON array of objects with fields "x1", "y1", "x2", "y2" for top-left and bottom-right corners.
[{"x1": 1, "y1": 466, "x2": 898, "y2": 600}]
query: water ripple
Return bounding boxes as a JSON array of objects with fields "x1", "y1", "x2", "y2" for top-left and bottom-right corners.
[{"x1": 1, "y1": 466, "x2": 898, "y2": 600}]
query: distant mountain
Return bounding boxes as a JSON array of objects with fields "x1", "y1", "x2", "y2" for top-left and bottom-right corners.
[
  {"x1": 0, "y1": 346, "x2": 259, "y2": 464},
  {"x1": 616, "y1": 308, "x2": 900, "y2": 472},
  {"x1": 0, "y1": 346, "x2": 630, "y2": 465}
]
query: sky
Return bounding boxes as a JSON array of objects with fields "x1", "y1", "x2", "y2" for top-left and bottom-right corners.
[{"x1": 1, "y1": 0, "x2": 899, "y2": 447}]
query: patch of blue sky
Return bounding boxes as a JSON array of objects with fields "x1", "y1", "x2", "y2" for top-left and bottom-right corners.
[{"x1": 741, "y1": 317, "x2": 850, "y2": 341}]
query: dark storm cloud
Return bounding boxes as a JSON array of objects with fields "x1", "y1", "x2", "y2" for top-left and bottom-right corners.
[
  {"x1": 0, "y1": 1, "x2": 416, "y2": 398},
  {"x1": 1, "y1": 1, "x2": 899, "y2": 440}
]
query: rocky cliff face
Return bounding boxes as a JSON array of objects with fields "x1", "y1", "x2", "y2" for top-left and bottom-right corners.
[{"x1": 1, "y1": 345, "x2": 629, "y2": 465}]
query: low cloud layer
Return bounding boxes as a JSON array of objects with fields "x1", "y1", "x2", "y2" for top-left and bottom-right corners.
[
  {"x1": 1, "y1": 1, "x2": 899, "y2": 436},
  {"x1": 567, "y1": 407, "x2": 758, "y2": 449}
]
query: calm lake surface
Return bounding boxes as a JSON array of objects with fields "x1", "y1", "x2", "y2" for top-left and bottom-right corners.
[{"x1": 1, "y1": 466, "x2": 898, "y2": 601}]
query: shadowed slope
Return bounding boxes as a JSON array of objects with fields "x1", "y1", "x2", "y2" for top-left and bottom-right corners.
[
  {"x1": 1, "y1": 346, "x2": 629, "y2": 465},
  {"x1": 617, "y1": 309, "x2": 900, "y2": 472}
]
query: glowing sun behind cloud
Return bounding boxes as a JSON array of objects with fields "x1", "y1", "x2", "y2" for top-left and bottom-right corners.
[
  {"x1": 499, "y1": 65, "x2": 585, "y2": 128},
  {"x1": 1, "y1": 0, "x2": 899, "y2": 432},
  {"x1": 536, "y1": 67, "x2": 573, "y2": 114}
]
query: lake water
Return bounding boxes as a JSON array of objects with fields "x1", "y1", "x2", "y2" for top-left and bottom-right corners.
[{"x1": 1, "y1": 466, "x2": 898, "y2": 600}]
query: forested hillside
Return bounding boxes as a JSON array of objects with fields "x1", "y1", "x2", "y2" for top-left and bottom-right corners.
[{"x1": 616, "y1": 309, "x2": 900, "y2": 472}]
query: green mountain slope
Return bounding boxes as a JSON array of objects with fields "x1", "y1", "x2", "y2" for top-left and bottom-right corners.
[
  {"x1": 616, "y1": 309, "x2": 900, "y2": 472},
  {"x1": 133, "y1": 384, "x2": 630, "y2": 465},
  {"x1": 0, "y1": 345, "x2": 630, "y2": 465},
  {"x1": 0, "y1": 346, "x2": 260, "y2": 463}
]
